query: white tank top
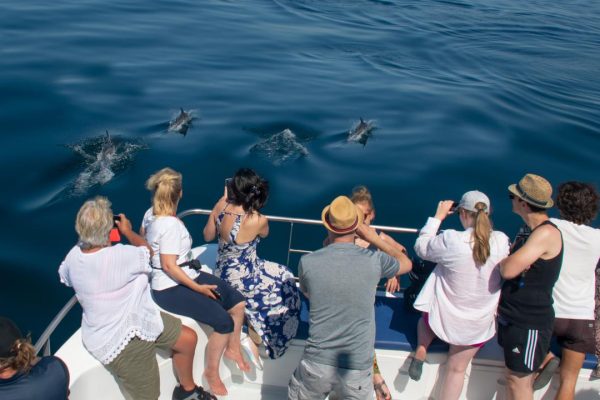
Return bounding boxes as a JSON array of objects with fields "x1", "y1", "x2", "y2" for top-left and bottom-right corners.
[{"x1": 550, "y1": 218, "x2": 600, "y2": 320}]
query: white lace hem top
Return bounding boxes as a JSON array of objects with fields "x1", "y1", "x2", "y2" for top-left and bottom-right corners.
[{"x1": 58, "y1": 244, "x2": 164, "y2": 364}]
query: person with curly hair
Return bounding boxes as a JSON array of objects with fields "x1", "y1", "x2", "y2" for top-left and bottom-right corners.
[
  {"x1": 0, "y1": 317, "x2": 69, "y2": 400},
  {"x1": 532, "y1": 182, "x2": 600, "y2": 398}
]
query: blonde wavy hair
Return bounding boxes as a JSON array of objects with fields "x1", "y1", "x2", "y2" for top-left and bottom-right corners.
[
  {"x1": 76, "y1": 196, "x2": 113, "y2": 248},
  {"x1": 146, "y1": 167, "x2": 182, "y2": 216}
]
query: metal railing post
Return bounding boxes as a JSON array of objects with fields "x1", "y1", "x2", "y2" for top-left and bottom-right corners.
[
  {"x1": 34, "y1": 295, "x2": 79, "y2": 355},
  {"x1": 286, "y1": 222, "x2": 294, "y2": 267},
  {"x1": 35, "y1": 208, "x2": 418, "y2": 357}
]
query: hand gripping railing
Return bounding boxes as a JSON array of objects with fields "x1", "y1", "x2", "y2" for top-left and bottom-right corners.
[{"x1": 34, "y1": 209, "x2": 418, "y2": 356}]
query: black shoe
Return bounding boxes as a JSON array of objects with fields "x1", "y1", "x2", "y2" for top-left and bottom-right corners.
[
  {"x1": 408, "y1": 357, "x2": 424, "y2": 381},
  {"x1": 172, "y1": 385, "x2": 217, "y2": 400},
  {"x1": 533, "y1": 357, "x2": 560, "y2": 390}
]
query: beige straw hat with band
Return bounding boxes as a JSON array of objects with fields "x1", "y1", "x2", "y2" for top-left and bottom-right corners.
[
  {"x1": 322, "y1": 196, "x2": 364, "y2": 234},
  {"x1": 508, "y1": 173, "x2": 554, "y2": 209}
]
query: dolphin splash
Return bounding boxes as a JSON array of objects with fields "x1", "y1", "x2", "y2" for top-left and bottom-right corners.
[
  {"x1": 67, "y1": 131, "x2": 146, "y2": 196},
  {"x1": 348, "y1": 118, "x2": 375, "y2": 146},
  {"x1": 250, "y1": 128, "x2": 309, "y2": 165},
  {"x1": 168, "y1": 108, "x2": 194, "y2": 135}
]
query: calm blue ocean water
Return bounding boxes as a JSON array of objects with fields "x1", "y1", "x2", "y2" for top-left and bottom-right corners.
[{"x1": 1, "y1": 0, "x2": 599, "y2": 345}]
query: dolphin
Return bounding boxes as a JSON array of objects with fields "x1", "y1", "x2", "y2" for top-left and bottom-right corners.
[
  {"x1": 99, "y1": 130, "x2": 116, "y2": 162},
  {"x1": 168, "y1": 108, "x2": 193, "y2": 135},
  {"x1": 348, "y1": 117, "x2": 375, "y2": 146}
]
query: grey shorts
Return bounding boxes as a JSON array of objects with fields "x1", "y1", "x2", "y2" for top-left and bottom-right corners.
[
  {"x1": 288, "y1": 358, "x2": 373, "y2": 400},
  {"x1": 105, "y1": 312, "x2": 182, "y2": 400}
]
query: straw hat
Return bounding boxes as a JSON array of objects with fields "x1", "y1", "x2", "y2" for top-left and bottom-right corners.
[
  {"x1": 322, "y1": 196, "x2": 364, "y2": 234},
  {"x1": 508, "y1": 173, "x2": 553, "y2": 209}
]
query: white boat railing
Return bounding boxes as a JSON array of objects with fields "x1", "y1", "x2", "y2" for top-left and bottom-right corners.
[
  {"x1": 34, "y1": 209, "x2": 418, "y2": 356},
  {"x1": 178, "y1": 208, "x2": 418, "y2": 267}
]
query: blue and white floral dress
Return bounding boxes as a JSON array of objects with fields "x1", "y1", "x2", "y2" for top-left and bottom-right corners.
[{"x1": 215, "y1": 208, "x2": 300, "y2": 359}]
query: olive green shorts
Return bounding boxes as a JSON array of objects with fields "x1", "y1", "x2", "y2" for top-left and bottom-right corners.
[{"x1": 105, "y1": 312, "x2": 182, "y2": 400}]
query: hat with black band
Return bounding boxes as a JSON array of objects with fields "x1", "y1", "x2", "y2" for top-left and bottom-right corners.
[{"x1": 508, "y1": 173, "x2": 554, "y2": 209}]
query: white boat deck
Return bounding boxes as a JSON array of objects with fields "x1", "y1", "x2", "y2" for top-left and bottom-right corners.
[{"x1": 52, "y1": 241, "x2": 600, "y2": 399}]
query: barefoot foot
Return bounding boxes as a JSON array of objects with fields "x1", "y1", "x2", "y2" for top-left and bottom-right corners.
[
  {"x1": 224, "y1": 348, "x2": 251, "y2": 372},
  {"x1": 204, "y1": 372, "x2": 228, "y2": 396}
]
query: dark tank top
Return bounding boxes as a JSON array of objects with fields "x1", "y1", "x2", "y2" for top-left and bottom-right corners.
[{"x1": 498, "y1": 220, "x2": 563, "y2": 330}]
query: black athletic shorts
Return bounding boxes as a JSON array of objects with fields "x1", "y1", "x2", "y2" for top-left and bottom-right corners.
[
  {"x1": 554, "y1": 318, "x2": 595, "y2": 354},
  {"x1": 497, "y1": 317, "x2": 552, "y2": 374}
]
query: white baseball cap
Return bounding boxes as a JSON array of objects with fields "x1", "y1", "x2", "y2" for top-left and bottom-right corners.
[{"x1": 458, "y1": 190, "x2": 490, "y2": 214}]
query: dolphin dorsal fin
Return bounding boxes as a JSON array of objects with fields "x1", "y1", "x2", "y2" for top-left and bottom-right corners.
[
  {"x1": 180, "y1": 108, "x2": 185, "y2": 113},
  {"x1": 360, "y1": 117, "x2": 364, "y2": 123}
]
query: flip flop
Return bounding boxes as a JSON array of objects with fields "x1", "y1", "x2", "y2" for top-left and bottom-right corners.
[
  {"x1": 241, "y1": 336, "x2": 264, "y2": 371},
  {"x1": 408, "y1": 357, "x2": 424, "y2": 381},
  {"x1": 374, "y1": 380, "x2": 391, "y2": 400},
  {"x1": 533, "y1": 357, "x2": 560, "y2": 390}
]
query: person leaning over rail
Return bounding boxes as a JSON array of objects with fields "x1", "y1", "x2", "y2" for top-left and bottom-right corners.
[
  {"x1": 58, "y1": 196, "x2": 212, "y2": 400},
  {"x1": 350, "y1": 185, "x2": 409, "y2": 400},
  {"x1": 531, "y1": 182, "x2": 600, "y2": 397},
  {"x1": 0, "y1": 317, "x2": 69, "y2": 400},
  {"x1": 203, "y1": 168, "x2": 300, "y2": 368},
  {"x1": 288, "y1": 195, "x2": 412, "y2": 400},
  {"x1": 497, "y1": 173, "x2": 563, "y2": 400},
  {"x1": 142, "y1": 167, "x2": 248, "y2": 397},
  {"x1": 408, "y1": 191, "x2": 509, "y2": 400}
]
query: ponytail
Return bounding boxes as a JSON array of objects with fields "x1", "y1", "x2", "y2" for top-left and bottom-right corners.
[
  {"x1": 0, "y1": 338, "x2": 36, "y2": 375},
  {"x1": 146, "y1": 168, "x2": 182, "y2": 216},
  {"x1": 471, "y1": 202, "x2": 492, "y2": 266}
]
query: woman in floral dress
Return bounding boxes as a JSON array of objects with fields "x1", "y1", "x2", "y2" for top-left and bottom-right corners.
[{"x1": 204, "y1": 168, "x2": 300, "y2": 364}]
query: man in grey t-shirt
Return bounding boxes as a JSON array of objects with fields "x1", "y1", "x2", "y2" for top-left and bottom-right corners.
[{"x1": 288, "y1": 196, "x2": 412, "y2": 400}]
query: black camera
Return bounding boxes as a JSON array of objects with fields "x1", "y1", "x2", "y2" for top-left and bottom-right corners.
[
  {"x1": 225, "y1": 178, "x2": 235, "y2": 202},
  {"x1": 211, "y1": 288, "x2": 222, "y2": 300},
  {"x1": 450, "y1": 202, "x2": 459, "y2": 212}
]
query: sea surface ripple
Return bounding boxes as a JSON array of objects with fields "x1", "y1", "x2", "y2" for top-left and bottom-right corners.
[{"x1": 0, "y1": 0, "x2": 599, "y2": 342}]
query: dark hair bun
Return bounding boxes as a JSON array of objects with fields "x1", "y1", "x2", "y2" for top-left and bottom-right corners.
[{"x1": 230, "y1": 168, "x2": 269, "y2": 212}]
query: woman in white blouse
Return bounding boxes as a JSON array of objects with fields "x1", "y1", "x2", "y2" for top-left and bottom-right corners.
[
  {"x1": 58, "y1": 197, "x2": 213, "y2": 400},
  {"x1": 410, "y1": 191, "x2": 509, "y2": 400}
]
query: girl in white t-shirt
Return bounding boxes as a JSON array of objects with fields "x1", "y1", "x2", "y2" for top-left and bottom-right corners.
[{"x1": 143, "y1": 168, "x2": 248, "y2": 397}]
